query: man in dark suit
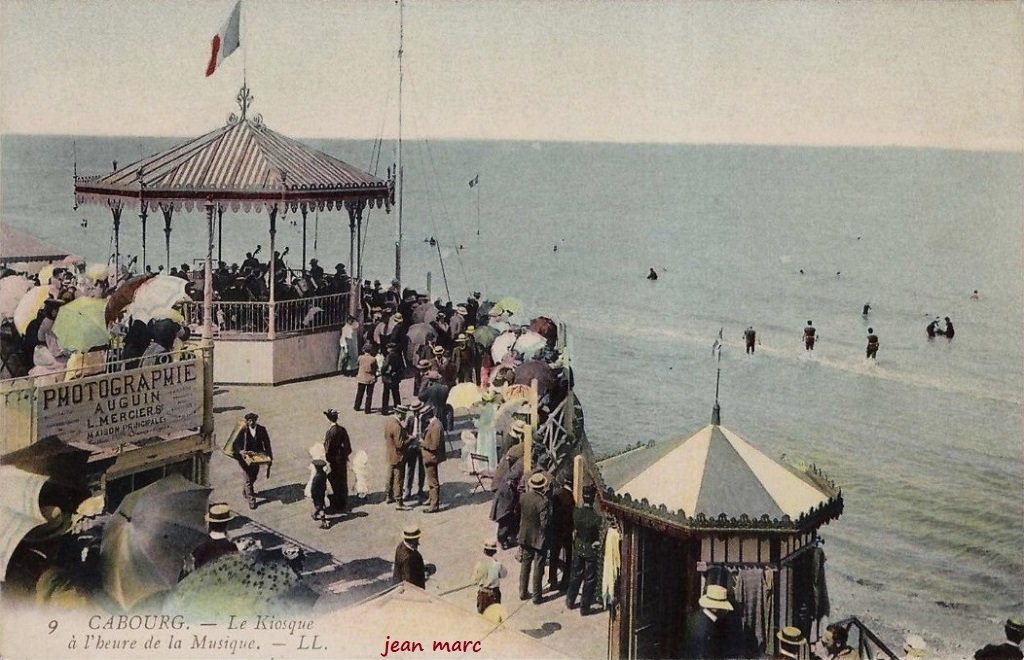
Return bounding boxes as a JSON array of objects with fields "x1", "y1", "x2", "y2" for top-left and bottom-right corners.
[
  {"x1": 231, "y1": 412, "x2": 273, "y2": 510},
  {"x1": 548, "y1": 480, "x2": 576, "y2": 593},
  {"x1": 517, "y1": 472, "x2": 551, "y2": 604},
  {"x1": 682, "y1": 584, "x2": 735, "y2": 658},
  {"x1": 323, "y1": 409, "x2": 351, "y2": 512},
  {"x1": 565, "y1": 486, "x2": 602, "y2": 614},
  {"x1": 975, "y1": 619, "x2": 1024, "y2": 660},
  {"x1": 188, "y1": 503, "x2": 239, "y2": 572},
  {"x1": 392, "y1": 525, "x2": 426, "y2": 588}
]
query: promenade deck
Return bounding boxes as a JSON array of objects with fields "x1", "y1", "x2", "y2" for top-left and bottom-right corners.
[{"x1": 207, "y1": 373, "x2": 606, "y2": 659}]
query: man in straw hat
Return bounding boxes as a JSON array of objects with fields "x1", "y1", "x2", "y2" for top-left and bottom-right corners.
[
  {"x1": 682, "y1": 583, "x2": 735, "y2": 658},
  {"x1": 231, "y1": 412, "x2": 273, "y2": 510},
  {"x1": 450, "y1": 303, "x2": 467, "y2": 337},
  {"x1": 452, "y1": 333, "x2": 474, "y2": 384},
  {"x1": 402, "y1": 400, "x2": 427, "y2": 505},
  {"x1": 517, "y1": 471, "x2": 551, "y2": 604},
  {"x1": 776, "y1": 626, "x2": 808, "y2": 660},
  {"x1": 379, "y1": 342, "x2": 403, "y2": 415},
  {"x1": 393, "y1": 524, "x2": 426, "y2": 589},
  {"x1": 323, "y1": 409, "x2": 351, "y2": 512},
  {"x1": 420, "y1": 403, "x2": 447, "y2": 512},
  {"x1": 190, "y1": 503, "x2": 238, "y2": 571},
  {"x1": 471, "y1": 539, "x2": 507, "y2": 614},
  {"x1": 974, "y1": 618, "x2": 1023, "y2": 660},
  {"x1": 385, "y1": 405, "x2": 411, "y2": 505}
]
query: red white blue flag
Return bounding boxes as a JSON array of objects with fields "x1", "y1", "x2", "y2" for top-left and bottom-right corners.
[{"x1": 205, "y1": 2, "x2": 241, "y2": 77}]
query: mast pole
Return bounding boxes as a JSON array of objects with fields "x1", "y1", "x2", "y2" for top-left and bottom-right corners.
[{"x1": 395, "y1": 0, "x2": 404, "y2": 289}]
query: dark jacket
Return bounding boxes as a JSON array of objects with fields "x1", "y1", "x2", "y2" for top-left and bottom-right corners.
[
  {"x1": 517, "y1": 489, "x2": 551, "y2": 550},
  {"x1": 324, "y1": 424, "x2": 351, "y2": 467},
  {"x1": 232, "y1": 424, "x2": 272, "y2": 460},
  {"x1": 421, "y1": 418, "x2": 446, "y2": 466},
  {"x1": 393, "y1": 542, "x2": 426, "y2": 588},
  {"x1": 572, "y1": 504, "x2": 602, "y2": 559},
  {"x1": 975, "y1": 643, "x2": 1024, "y2": 660}
]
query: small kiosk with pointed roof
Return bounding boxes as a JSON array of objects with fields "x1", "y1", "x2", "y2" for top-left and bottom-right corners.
[{"x1": 594, "y1": 403, "x2": 843, "y2": 658}]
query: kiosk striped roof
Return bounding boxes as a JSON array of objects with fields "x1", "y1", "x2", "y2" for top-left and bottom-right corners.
[
  {"x1": 597, "y1": 422, "x2": 842, "y2": 528},
  {"x1": 74, "y1": 117, "x2": 391, "y2": 212}
]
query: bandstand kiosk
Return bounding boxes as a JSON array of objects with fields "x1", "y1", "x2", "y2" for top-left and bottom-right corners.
[
  {"x1": 74, "y1": 86, "x2": 394, "y2": 384},
  {"x1": 593, "y1": 404, "x2": 844, "y2": 659}
]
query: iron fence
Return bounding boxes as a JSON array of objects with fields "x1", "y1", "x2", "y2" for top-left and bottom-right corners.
[{"x1": 181, "y1": 292, "x2": 349, "y2": 338}]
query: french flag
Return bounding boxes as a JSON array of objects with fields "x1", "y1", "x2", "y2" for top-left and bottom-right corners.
[{"x1": 205, "y1": 1, "x2": 241, "y2": 77}]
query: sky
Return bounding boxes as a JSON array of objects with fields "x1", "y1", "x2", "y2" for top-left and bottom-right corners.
[{"x1": 1, "y1": 0, "x2": 1021, "y2": 150}]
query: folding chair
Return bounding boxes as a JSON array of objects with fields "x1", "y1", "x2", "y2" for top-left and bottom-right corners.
[{"x1": 469, "y1": 453, "x2": 494, "y2": 494}]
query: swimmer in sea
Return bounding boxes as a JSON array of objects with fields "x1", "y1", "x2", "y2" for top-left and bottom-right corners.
[
  {"x1": 866, "y1": 328, "x2": 879, "y2": 360},
  {"x1": 970, "y1": 290, "x2": 980, "y2": 300},
  {"x1": 803, "y1": 321, "x2": 816, "y2": 351},
  {"x1": 943, "y1": 316, "x2": 954, "y2": 340},
  {"x1": 647, "y1": 268, "x2": 658, "y2": 281},
  {"x1": 862, "y1": 303, "x2": 871, "y2": 316}
]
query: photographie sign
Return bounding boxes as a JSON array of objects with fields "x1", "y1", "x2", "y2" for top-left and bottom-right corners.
[{"x1": 35, "y1": 359, "x2": 202, "y2": 447}]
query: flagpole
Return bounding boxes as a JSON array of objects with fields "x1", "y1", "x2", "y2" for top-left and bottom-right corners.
[
  {"x1": 395, "y1": 0, "x2": 404, "y2": 289},
  {"x1": 712, "y1": 327, "x2": 722, "y2": 425},
  {"x1": 475, "y1": 180, "x2": 480, "y2": 236}
]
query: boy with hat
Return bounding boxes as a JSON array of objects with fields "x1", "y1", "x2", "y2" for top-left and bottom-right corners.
[
  {"x1": 566, "y1": 485, "x2": 602, "y2": 614},
  {"x1": 517, "y1": 472, "x2": 551, "y2": 604},
  {"x1": 974, "y1": 619, "x2": 1023, "y2": 660},
  {"x1": 682, "y1": 583, "x2": 735, "y2": 657},
  {"x1": 471, "y1": 539, "x2": 507, "y2": 613},
  {"x1": 393, "y1": 525, "x2": 426, "y2": 589},
  {"x1": 354, "y1": 345, "x2": 378, "y2": 414},
  {"x1": 231, "y1": 412, "x2": 273, "y2": 510},
  {"x1": 323, "y1": 409, "x2": 351, "y2": 512}
]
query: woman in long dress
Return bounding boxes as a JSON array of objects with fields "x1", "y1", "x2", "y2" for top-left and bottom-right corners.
[
  {"x1": 475, "y1": 396, "x2": 499, "y2": 468},
  {"x1": 338, "y1": 316, "x2": 359, "y2": 374}
]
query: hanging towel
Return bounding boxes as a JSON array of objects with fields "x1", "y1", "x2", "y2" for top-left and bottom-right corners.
[
  {"x1": 762, "y1": 569, "x2": 775, "y2": 649},
  {"x1": 601, "y1": 527, "x2": 621, "y2": 607},
  {"x1": 737, "y1": 567, "x2": 765, "y2": 649},
  {"x1": 810, "y1": 547, "x2": 830, "y2": 620}
]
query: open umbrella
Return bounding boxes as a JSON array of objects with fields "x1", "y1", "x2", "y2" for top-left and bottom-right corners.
[
  {"x1": 105, "y1": 274, "x2": 156, "y2": 326},
  {"x1": 447, "y1": 382, "x2": 483, "y2": 410},
  {"x1": 513, "y1": 359, "x2": 557, "y2": 399},
  {"x1": 513, "y1": 331, "x2": 548, "y2": 359},
  {"x1": 0, "y1": 275, "x2": 34, "y2": 320},
  {"x1": 491, "y1": 331, "x2": 519, "y2": 363},
  {"x1": 13, "y1": 286, "x2": 49, "y2": 334},
  {"x1": 472, "y1": 325, "x2": 499, "y2": 348},
  {"x1": 164, "y1": 552, "x2": 315, "y2": 618},
  {"x1": 128, "y1": 275, "x2": 188, "y2": 323},
  {"x1": 101, "y1": 474, "x2": 211, "y2": 611},
  {"x1": 52, "y1": 297, "x2": 110, "y2": 353}
]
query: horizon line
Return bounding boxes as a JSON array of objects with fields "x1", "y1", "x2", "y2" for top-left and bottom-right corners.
[{"x1": 1, "y1": 131, "x2": 1021, "y2": 156}]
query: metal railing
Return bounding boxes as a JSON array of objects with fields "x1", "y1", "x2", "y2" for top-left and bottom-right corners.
[
  {"x1": 831, "y1": 617, "x2": 899, "y2": 660},
  {"x1": 182, "y1": 292, "x2": 349, "y2": 338}
]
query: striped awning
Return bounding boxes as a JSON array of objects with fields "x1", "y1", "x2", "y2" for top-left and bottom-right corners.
[
  {"x1": 596, "y1": 422, "x2": 842, "y2": 531},
  {"x1": 74, "y1": 116, "x2": 393, "y2": 214}
]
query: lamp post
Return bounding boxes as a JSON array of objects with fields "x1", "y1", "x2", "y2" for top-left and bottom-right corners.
[{"x1": 203, "y1": 200, "x2": 215, "y2": 342}]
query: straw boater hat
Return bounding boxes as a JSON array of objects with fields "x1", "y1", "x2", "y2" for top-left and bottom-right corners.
[
  {"x1": 394, "y1": 404, "x2": 409, "y2": 415},
  {"x1": 407, "y1": 400, "x2": 424, "y2": 412},
  {"x1": 698, "y1": 584, "x2": 734, "y2": 611},
  {"x1": 402, "y1": 525, "x2": 422, "y2": 541},
  {"x1": 776, "y1": 626, "x2": 806, "y2": 646},
  {"x1": 392, "y1": 312, "x2": 403, "y2": 323},
  {"x1": 527, "y1": 473, "x2": 549, "y2": 491},
  {"x1": 455, "y1": 305, "x2": 467, "y2": 315},
  {"x1": 467, "y1": 325, "x2": 476, "y2": 333},
  {"x1": 483, "y1": 539, "x2": 497, "y2": 552},
  {"x1": 456, "y1": 333, "x2": 468, "y2": 343},
  {"x1": 205, "y1": 503, "x2": 236, "y2": 524},
  {"x1": 903, "y1": 634, "x2": 927, "y2": 658},
  {"x1": 432, "y1": 346, "x2": 445, "y2": 355},
  {"x1": 417, "y1": 358, "x2": 432, "y2": 370}
]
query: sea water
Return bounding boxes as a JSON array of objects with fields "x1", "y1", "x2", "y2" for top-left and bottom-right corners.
[{"x1": 2, "y1": 135, "x2": 1022, "y2": 654}]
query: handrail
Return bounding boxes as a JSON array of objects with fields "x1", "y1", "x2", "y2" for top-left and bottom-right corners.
[
  {"x1": 181, "y1": 291, "x2": 349, "y2": 338},
  {"x1": 830, "y1": 616, "x2": 899, "y2": 660}
]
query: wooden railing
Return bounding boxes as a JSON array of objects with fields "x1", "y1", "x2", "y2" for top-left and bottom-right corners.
[{"x1": 182, "y1": 292, "x2": 349, "y2": 339}]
